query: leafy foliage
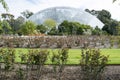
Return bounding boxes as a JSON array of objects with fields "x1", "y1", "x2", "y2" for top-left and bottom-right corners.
[
  {"x1": 43, "y1": 19, "x2": 57, "y2": 33},
  {"x1": 13, "y1": 16, "x2": 25, "y2": 34},
  {"x1": 86, "y1": 9, "x2": 120, "y2": 35},
  {"x1": 27, "y1": 49, "x2": 49, "y2": 65},
  {"x1": 19, "y1": 21, "x2": 36, "y2": 35},
  {"x1": 80, "y1": 49, "x2": 109, "y2": 80},
  {"x1": 48, "y1": 26, "x2": 58, "y2": 35},
  {"x1": 58, "y1": 20, "x2": 91, "y2": 35},
  {"x1": 0, "y1": 20, "x2": 12, "y2": 34},
  {"x1": 21, "y1": 10, "x2": 34, "y2": 19},
  {"x1": 0, "y1": 48, "x2": 15, "y2": 70},
  {"x1": 51, "y1": 48, "x2": 69, "y2": 65},
  {"x1": 51, "y1": 48, "x2": 69, "y2": 80},
  {"x1": 92, "y1": 26, "x2": 105, "y2": 35},
  {"x1": 0, "y1": 0, "x2": 9, "y2": 11},
  {"x1": 37, "y1": 24, "x2": 47, "y2": 34}
]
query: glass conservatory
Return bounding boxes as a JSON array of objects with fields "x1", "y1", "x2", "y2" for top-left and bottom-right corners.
[{"x1": 29, "y1": 7, "x2": 104, "y2": 28}]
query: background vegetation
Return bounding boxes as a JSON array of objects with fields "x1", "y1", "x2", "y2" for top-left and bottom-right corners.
[{"x1": 0, "y1": 8, "x2": 120, "y2": 36}]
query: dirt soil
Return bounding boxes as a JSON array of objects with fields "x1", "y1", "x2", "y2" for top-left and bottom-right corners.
[{"x1": 0, "y1": 65, "x2": 120, "y2": 80}]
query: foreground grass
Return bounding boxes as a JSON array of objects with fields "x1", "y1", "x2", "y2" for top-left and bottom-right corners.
[{"x1": 14, "y1": 48, "x2": 120, "y2": 64}]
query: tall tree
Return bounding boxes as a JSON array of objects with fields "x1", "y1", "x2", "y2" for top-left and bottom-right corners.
[
  {"x1": 86, "y1": 9, "x2": 120, "y2": 35},
  {"x1": 0, "y1": 0, "x2": 9, "y2": 11},
  {"x1": 1, "y1": 13, "x2": 14, "y2": 20},
  {"x1": 58, "y1": 20, "x2": 91, "y2": 35},
  {"x1": 13, "y1": 16, "x2": 25, "y2": 33},
  {"x1": 0, "y1": 20, "x2": 12, "y2": 34},
  {"x1": 21, "y1": 10, "x2": 34, "y2": 19},
  {"x1": 36, "y1": 24, "x2": 47, "y2": 34},
  {"x1": 43, "y1": 19, "x2": 57, "y2": 33},
  {"x1": 19, "y1": 21, "x2": 36, "y2": 35}
]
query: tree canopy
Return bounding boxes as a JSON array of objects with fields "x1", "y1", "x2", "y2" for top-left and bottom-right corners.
[
  {"x1": 19, "y1": 21, "x2": 36, "y2": 35},
  {"x1": 0, "y1": 20, "x2": 12, "y2": 34},
  {"x1": 86, "y1": 9, "x2": 120, "y2": 35},
  {"x1": 58, "y1": 20, "x2": 91, "y2": 35},
  {"x1": 43, "y1": 19, "x2": 57, "y2": 32},
  {"x1": 0, "y1": 0, "x2": 9, "y2": 11},
  {"x1": 21, "y1": 10, "x2": 34, "y2": 19}
]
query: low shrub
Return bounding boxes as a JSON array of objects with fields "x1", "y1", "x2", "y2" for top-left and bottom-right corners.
[
  {"x1": 51, "y1": 48, "x2": 69, "y2": 80},
  {"x1": 0, "y1": 48, "x2": 15, "y2": 70},
  {"x1": 80, "y1": 49, "x2": 109, "y2": 80}
]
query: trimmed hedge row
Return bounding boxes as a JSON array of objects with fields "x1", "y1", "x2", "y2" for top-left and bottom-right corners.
[{"x1": 0, "y1": 35, "x2": 120, "y2": 48}]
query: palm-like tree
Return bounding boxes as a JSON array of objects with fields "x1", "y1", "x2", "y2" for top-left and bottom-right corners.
[{"x1": 0, "y1": 0, "x2": 8, "y2": 11}]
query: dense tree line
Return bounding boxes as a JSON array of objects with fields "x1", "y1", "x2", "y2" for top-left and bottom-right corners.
[
  {"x1": 0, "y1": 8, "x2": 120, "y2": 36},
  {"x1": 0, "y1": 13, "x2": 25, "y2": 35},
  {"x1": 0, "y1": 13, "x2": 93, "y2": 35},
  {"x1": 85, "y1": 9, "x2": 120, "y2": 35}
]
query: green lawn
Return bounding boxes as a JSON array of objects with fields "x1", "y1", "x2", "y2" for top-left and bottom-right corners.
[
  {"x1": 101, "y1": 49, "x2": 120, "y2": 64},
  {"x1": 14, "y1": 48, "x2": 120, "y2": 64}
]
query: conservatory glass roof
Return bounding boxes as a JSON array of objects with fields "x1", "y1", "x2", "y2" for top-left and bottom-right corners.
[{"x1": 29, "y1": 7, "x2": 104, "y2": 28}]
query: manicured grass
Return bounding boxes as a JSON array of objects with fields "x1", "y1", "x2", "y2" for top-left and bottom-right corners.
[
  {"x1": 101, "y1": 49, "x2": 120, "y2": 64},
  {"x1": 14, "y1": 48, "x2": 120, "y2": 64}
]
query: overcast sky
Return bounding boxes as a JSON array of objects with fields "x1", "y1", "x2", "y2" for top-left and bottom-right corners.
[{"x1": 0, "y1": 0, "x2": 120, "y2": 20}]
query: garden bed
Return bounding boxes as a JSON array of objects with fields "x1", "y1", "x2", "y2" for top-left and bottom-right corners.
[
  {"x1": 1, "y1": 35, "x2": 120, "y2": 48},
  {"x1": 0, "y1": 64, "x2": 120, "y2": 80}
]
